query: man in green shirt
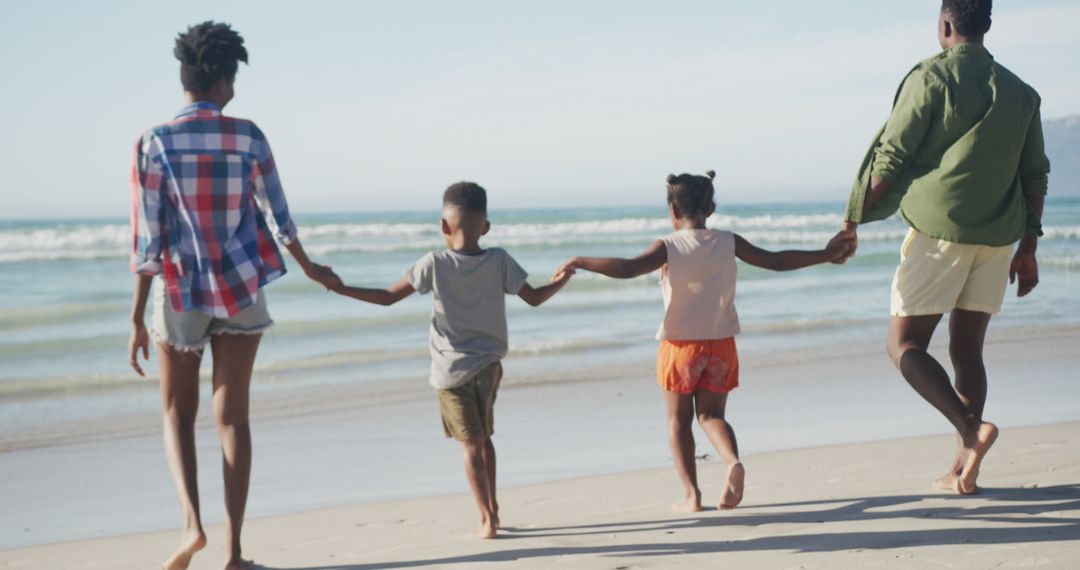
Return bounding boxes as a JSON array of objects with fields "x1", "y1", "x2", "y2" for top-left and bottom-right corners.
[{"x1": 835, "y1": 0, "x2": 1049, "y2": 495}]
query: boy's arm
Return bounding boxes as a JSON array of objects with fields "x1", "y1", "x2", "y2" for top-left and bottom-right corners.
[
  {"x1": 333, "y1": 276, "x2": 416, "y2": 306},
  {"x1": 734, "y1": 234, "x2": 853, "y2": 271},
  {"x1": 562, "y1": 239, "x2": 667, "y2": 279},
  {"x1": 518, "y1": 268, "x2": 572, "y2": 307}
]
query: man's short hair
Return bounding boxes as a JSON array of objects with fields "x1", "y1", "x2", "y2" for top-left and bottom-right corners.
[
  {"x1": 942, "y1": 0, "x2": 992, "y2": 36},
  {"x1": 174, "y1": 21, "x2": 248, "y2": 93},
  {"x1": 443, "y1": 182, "x2": 487, "y2": 215}
]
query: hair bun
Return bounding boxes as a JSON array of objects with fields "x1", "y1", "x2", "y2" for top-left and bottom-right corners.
[
  {"x1": 666, "y1": 174, "x2": 678, "y2": 184},
  {"x1": 705, "y1": 170, "x2": 716, "y2": 180}
]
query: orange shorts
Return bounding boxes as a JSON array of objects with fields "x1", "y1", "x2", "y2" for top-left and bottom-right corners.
[{"x1": 657, "y1": 338, "x2": 739, "y2": 394}]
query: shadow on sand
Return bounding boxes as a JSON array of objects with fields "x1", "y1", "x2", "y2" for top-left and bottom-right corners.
[{"x1": 257, "y1": 484, "x2": 1080, "y2": 569}]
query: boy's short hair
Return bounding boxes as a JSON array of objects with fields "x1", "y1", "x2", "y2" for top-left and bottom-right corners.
[
  {"x1": 941, "y1": 0, "x2": 992, "y2": 36},
  {"x1": 174, "y1": 21, "x2": 248, "y2": 93},
  {"x1": 443, "y1": 182, "x2": 488, "y2": 215},
  {"x1": 666, "y1": 170, "x2": 717, "y2": 219}
]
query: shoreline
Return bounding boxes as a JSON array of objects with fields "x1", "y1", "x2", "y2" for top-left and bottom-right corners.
[{"x1": 3, "y1": 422, "x2": 1078, "y2": 568}]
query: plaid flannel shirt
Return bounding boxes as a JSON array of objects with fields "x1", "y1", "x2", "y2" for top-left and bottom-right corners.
[{"x1": 130, "y1": 102, "x2": 298, "y2": 317}]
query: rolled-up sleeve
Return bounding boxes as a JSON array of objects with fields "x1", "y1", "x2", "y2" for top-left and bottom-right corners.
[
  {"x1": 250, "y1": 128, "x2": 298, "y2": 245},
  {"x1": 871, "y1": 69, "x2": 940, "y2": 183},
  {"x1": 130, "y1": 134, "x2": 165, "y2": 275}
]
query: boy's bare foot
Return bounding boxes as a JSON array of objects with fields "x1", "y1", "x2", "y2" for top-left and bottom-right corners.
[
  {"x1": 958, "y1": 422, "x2": 998, "y2": 495},
  {"x1": 473, "y1": 521, "x2": 498, "y2": 539},
  {"x1": 162, "y1": 530, "x2": 206, "y2": 570},
  {"x1": 672, "y1": 491, "x2": 702, "y2": 513},
  {"x1": 224, "y1": 558, "x2": 255, "y2": 570},
  {"x1": 719, "y1": 462, "x2": 745, "y2": 510}
]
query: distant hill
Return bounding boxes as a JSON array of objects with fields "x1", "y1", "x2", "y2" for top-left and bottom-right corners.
[{"x1": 1045, "y1": 115, "x2": 1080, "y2": 196}]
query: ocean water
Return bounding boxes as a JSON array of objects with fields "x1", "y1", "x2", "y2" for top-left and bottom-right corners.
[{"x1": 1, "y1": 198, "x2": 1079, "y2": 405}]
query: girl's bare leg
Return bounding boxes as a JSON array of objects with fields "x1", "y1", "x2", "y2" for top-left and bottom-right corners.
[
  {"x1": 694, "y1": 389, "x2": 744, "y2": 509},
  {"x1": 157, "y1": 343, "x2": 207, "y2": 570},
  {"x1": 665, "y1": 391, "x2": 701, "y2": 512},
  {"x1": 210, "y1": 333, "x2": 261, "y2": 570}
]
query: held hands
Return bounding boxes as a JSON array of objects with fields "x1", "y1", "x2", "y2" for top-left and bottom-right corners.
[
  {"x1": 829, "y1": 222, "x2": 859, "y2": 264},
  {"x1": 305, "y1": 262, "x2": 343, "y2": 291},
  {"x1": 556, "y1": 257, "x2": 581, "y2": 279}
]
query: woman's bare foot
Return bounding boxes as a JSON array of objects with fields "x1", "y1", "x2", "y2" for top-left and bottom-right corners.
[
  {"x1": 958, "y1": 422, "x2": 999, "y2": 495},
  {"x1": 224, "y1": 558, "x2": 255, "y2": 570},
  {"x1": 162, "y1": 530, "x2": 206, "y2": 570},
  {"x1": 672, "y1": 490, "x2": 702, "y2": 513},
  {"x1": 719, "y1": 462, "x2": 745, "y2": 510},
  {"x1": 473, "y1": 520, "x2": 498, "y2": 539}
]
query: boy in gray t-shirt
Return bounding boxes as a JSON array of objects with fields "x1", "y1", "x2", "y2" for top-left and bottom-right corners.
[{"x1": 332, "y1": 181, "x2": 572, "y2": 539}]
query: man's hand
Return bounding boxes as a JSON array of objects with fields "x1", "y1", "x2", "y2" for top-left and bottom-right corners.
[
  {"x1": 305, "y1": 263, "x2": 343, "y2": 291},
  {"x1": 129, "y1": 321, "x2": 150, "y2": 377},
  {"x1": 830, "y1": 222, "x2": 859, "y2": 264},
  {"x1": 1010, "y1": 246, "x2": 1039, "y2": 297}
]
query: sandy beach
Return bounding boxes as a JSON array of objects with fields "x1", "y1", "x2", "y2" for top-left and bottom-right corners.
[{"x1": 3, "y1": 421, "x2": 1078, "y2": 569}]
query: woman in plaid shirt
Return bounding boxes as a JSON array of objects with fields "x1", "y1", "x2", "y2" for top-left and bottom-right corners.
[{"x1": 126, "y1": 22, "x2": 340, "y2": 570}]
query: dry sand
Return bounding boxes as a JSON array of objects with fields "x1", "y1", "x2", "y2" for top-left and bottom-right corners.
[{"x1": 3, "y1": 421, "x2": 1077, "y2": 569}]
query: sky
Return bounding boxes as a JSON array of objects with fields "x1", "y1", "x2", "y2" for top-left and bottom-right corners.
[{"x1": 1, "y1": 0, "x2": 1078, "y2": 219}]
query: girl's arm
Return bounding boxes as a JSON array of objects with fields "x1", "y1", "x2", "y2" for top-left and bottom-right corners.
[
  {"x1": 333, "y1": 276, "x2": 416, "y2": 306},
  {"x1": 128, "y1": 274, "x2": 154, "y2": 377},
  {"x1": 734, "y1": 233, "x2": 853, "y2": 271},
  {"x1": 562, "y1": 239, "x2": 667, "y2": 279},
  {"x1": 518, "y1": 268, "x2": 573, "y2": 307}
]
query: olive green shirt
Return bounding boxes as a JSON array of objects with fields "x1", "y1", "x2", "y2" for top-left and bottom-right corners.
[{"x1": 845, "y1": 43, "x2": 1050, "y2": 246}]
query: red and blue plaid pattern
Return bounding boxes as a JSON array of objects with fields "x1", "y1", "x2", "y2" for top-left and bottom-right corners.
[{"x1": 131, "y1": 102, "x2": 297, "y2": 317}]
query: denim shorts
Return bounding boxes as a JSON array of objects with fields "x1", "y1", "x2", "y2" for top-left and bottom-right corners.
[{"x1": 150, "y1": 279, "x2": 274, "y2": 352}]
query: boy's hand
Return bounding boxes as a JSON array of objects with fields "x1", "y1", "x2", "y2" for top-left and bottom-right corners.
[
  {"x1": 306, "y1": 263, "x2": 343, "y2": 291},
  {"x1": 557, "y1": 257, "x2": 581, "y2": 278},
  {"x1": 551, "y1": 266, "x2": 574, "y2": 283},
  {"x1": 825, "y1": 232, "x2": 856, "y2": 263}
]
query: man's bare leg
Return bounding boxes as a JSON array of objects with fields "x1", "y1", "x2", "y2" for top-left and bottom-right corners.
[
  {"x1": 935, "y1": 309, "x2": 993, "y2": 490},
  {"x1": 481, "y1": 440, "x2": 496, "y2": 528},
  {"x1": 157, "y1": 343, "x2": 207, "y2": 570},
  {"x1": 887, "y1": 315, "x2": 997, "y2": 494},
  {"x1": 664, "y1": 391, "x2": 701, "y2": 512},
  {"x1": 461, "y1": 436, "x2": 497, "y2": 538},
  {"x1": 210, "y1": 333, "x2": 261, "y2": 570},
  {"x1": 694, "y1": 389, "x2": 744, "y2": 509}
]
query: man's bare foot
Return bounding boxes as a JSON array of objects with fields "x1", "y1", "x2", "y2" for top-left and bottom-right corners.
[
  {"x1": 224, "y1": 558, "x2": 255, "y2": 570},
  {"x1": 473, "y1": 521, "x2": 497, "y2": 539},
  {"x1": 672, "y1": 491, "x2": 702, "y2": 513},
  {"x1": 719, "y1": 462, "x2": 745, "y2": 510},
  {"x1": 932, "y1": 444, "x2": 967, "y2": 491},
  {"x1": 161, "y1": 530, "x2": 206, "y2": 570},
  {"x1": 958, "y1": 422, "x2": 999, "y2": 495}
]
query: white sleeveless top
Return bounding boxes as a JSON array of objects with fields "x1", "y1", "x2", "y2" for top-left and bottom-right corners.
[{"x1": 656, "y1": 229, "x2": 741, "y2": 341}]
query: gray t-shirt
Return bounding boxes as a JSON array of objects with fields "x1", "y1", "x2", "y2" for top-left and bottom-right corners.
[{"x1": 405, "y1": 248, "x2": 528, "y2": 389}]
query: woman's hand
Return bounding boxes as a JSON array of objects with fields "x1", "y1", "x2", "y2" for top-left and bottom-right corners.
[
  {"x1": 305, "y1": 262, "x2": 343, "y2": 291},
  {"x1": 129, "y1": 321, "x2": 150, "y2": 377}
]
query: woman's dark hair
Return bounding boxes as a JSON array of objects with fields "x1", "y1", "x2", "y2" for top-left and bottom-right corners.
[
  {"x1": 666, "y1": 170, "x2": 716, "y2": 219},
  {"x1": 174, "y1": 21, "x2": 248, "y2": 93},
  {"x1": 941, "y1": 0, "x2": 992, "y2": 36}
]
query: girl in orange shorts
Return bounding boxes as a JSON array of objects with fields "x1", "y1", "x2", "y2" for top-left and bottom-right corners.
[{"x1": 561, "y1": 171, "x2": 852, "y2": 511}]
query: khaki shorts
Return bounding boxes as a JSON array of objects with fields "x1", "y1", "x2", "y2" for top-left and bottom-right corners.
[
  {"x1": 436, "y1": 362, "x2": 503, "y2": 441},
  {"x1": 890, "y1": 229, "x2": 1013, "y2": 317},
  {"x1": 151, "y1": 278, "x2": 273, "y2": 352}
]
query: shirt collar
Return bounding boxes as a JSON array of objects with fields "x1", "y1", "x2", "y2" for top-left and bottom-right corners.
[
  {"x1": 945, "y1": 43, "x2": 992, "y2": 59},
  {"x1": 175, "y1": 101, "x2": 223, "y2": 119}
]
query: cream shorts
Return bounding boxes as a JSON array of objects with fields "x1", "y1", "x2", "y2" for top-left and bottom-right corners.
[
  {"x1": 890, "y1": 229, "x2": 1013, "y2": 317},
  {"x1": 151, "y1": 278, "x2": 273, "y2": 352}
]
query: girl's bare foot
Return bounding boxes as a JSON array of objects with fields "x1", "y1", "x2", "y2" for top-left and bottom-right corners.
[
  {"x1": 958, "y1": 422, "x2": 999, "y2": 495},
  {"x1": 162, "y1": 530, "x2": 206, "y2": 570},
  {"x1": 719, "y1": 462, "x2": 745, "y2": 510},
  {"x1": 224, "y1": 558, "x2": 255, "y2": 570},
  {"x1": 672, "y1": 490, "x2": 702, "y2": 513}
]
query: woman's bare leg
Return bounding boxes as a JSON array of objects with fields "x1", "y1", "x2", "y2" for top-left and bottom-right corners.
[
  {"x1": 665, "y1": 391, "x2": 701, "y2": 512},
  {"x1": 157, "y1": 343, "x2": 207, "y2": 570},
  {"x1": 210, "y1": 333, "x2": 261, "y2": 570},
  {"x1": 694, "y1": 389, "x2": 744, "y2": 509}
]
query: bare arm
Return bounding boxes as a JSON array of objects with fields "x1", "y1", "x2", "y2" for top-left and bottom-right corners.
[
  {"x1": 284, "y1": 239, "x2": 342, "y2": 290},
  {"x1": 562, "y1": 240, "x2": 667, "y2": 279},
  {"x1": 128, "y1": 274, "x2": 154, "y2": 377},
  {"x1": 518, "y1": 268, "x2": 573, "y2": 307},
  {"x1": 734, "y1": 234, "x2": 852, "y2": 271},
  {"x1": 1010, "y1": 193, "x2": 1044, "y2": 297},
  {"x1": 333, "y1": 276, "x2": 416, "y2": 306}
]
